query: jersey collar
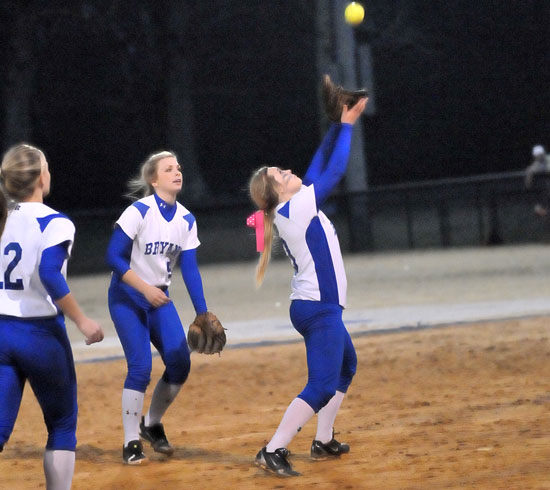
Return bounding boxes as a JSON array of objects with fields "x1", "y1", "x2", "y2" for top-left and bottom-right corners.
[{"x1": 154, "y1": 193, "x2": 177, "y2": 222}]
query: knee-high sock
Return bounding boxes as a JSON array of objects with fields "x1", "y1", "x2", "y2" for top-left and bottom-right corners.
[
  {"x1": 144, "y1": 379, "x2": 182, "y2": 426},
  {"x1": 44, "y1": 449, "x2": 75, "y2": 490},
  {"x1": 315, "y1": 390, "x2": 345, "y2": 443},
  {"x1": 122, "y1": 388, "x2": 144, "y2": 445},
  {"x1": 265, "y1": 398, "x2": 315, "y2": 452}
]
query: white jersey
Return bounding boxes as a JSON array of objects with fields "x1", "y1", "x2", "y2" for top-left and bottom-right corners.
[
  {"x1": 116, "y1": 194, "x2": 200, "y2": 287},
  {"x1": 0, "y1": 202, "x2": 75, "y2": 318},
  {"x1": 274, "y1": 184, "x2": 347, "y2": 307}
]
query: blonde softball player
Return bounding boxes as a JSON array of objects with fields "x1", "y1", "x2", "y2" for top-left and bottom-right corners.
[
  {"x1": 106, "y1": 151, "x2": 224, "y2": 465},
  {"x1": 0, "y1": 144, "x2": 104, "y2": 490},
  {"x1": 248, "y1": 94, "x2": 367, "y2": 476}
]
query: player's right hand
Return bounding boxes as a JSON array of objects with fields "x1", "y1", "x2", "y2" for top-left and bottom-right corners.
[
  {"x1": 341, "y1": 97, "x2": 368, "y2": 125},
  {"x1": 78, "y1": 317, "x2": 104, "y2": 345},
  {"x1": 144, "y1": 285, "x2": 171, "y2": 308}
]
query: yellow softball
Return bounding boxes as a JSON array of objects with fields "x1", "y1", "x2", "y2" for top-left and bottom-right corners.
[{"x1": 344, "y1": 2, "x2": 365, "y2": 26}]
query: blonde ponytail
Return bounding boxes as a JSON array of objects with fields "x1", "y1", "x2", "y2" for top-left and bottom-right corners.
[
  {"x1": 255, "y1": 210, "x2": 275, "y2": 286},
  {"x1": 249, "y1": 167, "x2": 280, "y2": 287}
]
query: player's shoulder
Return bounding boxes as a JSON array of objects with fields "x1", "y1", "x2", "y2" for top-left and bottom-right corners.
[
  {"x1": 20, "y1": 203, "x2": 74, "y2": 233},
  {"x1": 18, "y1": 201, "x2": 59, "y2": 217},
  {"x1": 176, "y1": 201, "x2": 192, "y2": 215},
  {"x1": 176, "y1": 202, "x2": 197, "y2": 231},
  {"x1": 300, "y1": 184, "x2": 315, "y2": 197},
  {"x1": 290, "y1": 184, "x2": 315, "y2": 204},
  {"x1": 127, "y1": 195, "x2": 155, "y2": 219},
  {"x1": 276, "y1": 185, "x2": 315, "y2": 221}
]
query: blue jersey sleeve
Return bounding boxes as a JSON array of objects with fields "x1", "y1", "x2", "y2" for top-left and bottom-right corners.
[
  {"x1": 180, "y1": 248, "x2": 207, "y2": 315},
  {"x1": 105, "y1": 225, "x2": 132, "y2": 277},
  {"x1": 303, "y1": 123, "x2": 342, "y2": 186},
  {"x1": 309, "y1": 123, "x2": 353, "y2": 207},
  {"x1": 39, "y1": 242, "x2": 71, "y2": 300}
]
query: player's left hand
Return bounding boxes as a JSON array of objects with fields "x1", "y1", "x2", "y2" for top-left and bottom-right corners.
[{"x1": 78, "y1": 317, "x2": 104, "y2": 345}]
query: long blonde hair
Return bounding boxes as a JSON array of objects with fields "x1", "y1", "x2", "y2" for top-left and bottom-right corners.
[
  {"x1": 249, "y1": 167, "x2": 280, "y2": 286},
  {"x1": 0, "y1": 187, "x2": 7, "y2": 237},
  {"x1": 0, "y1": 143, "x2": 44, "y2": 201},
  {"x1": 127, "y1": 150, "x2": 176, "y2": 200}
]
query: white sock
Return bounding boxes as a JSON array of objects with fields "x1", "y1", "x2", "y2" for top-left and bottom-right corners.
[
  {"x1": 44, "y1": 449, "x2": 75, "y2": 490},
  {"x1": 122, "y1": 388, "x2": 144, "y2": 446},
  {"x1": 265, "y1": 398, "x2": 315, "y2": 452},
  {"x1": 144, "y1": 379, "x2": 182, "y2": 426},
  {"x1": 315, "y1": 390, "x2": 345, "y2": 443}
]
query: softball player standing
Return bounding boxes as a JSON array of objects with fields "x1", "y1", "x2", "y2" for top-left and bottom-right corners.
[
  {"x1": 248, "y1": 97, "x2": 367, "y2": 476},
  {"x1": 0, "y1": 144, "x2": 104, "y2": 490},
  {"x1": 106, "y1": 151, "x2": 214, "y2": 464}
]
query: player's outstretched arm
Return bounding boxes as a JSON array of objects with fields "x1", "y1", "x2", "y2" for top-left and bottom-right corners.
[
  {"x1": 304, "y1": 98, "x2": 367, "y2": 188},
  {"x1": 312, "y1": 98, "x2": 368, "y2": 207},
  {"x1": 303, "y1": 124, "x2": 342, "y2": 186}
]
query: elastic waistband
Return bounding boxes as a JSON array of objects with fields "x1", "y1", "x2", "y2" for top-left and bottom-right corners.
[
  {"x1": 290, "y1": 299, "x2": 343, "y2": 310},
  {"x1": 110, "y1": 274, "x2": 168, "y2": 293},
  {"x1": 0, "y1": 313, "x2": 65, "y2": 330},
  {"x1": 0, "y1": 313, "x2": 60, "y2": 322}
]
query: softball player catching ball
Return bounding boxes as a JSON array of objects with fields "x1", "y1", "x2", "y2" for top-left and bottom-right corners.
[
  {"x1": 248, "y1": 93, "x2": 367, "y2": 476},
  {"x1": 0, "y1": 144, "x2": 104, "y2": 490},
  {"x1": 106, "y1": 151, "x2": 223, "y2": 465}
]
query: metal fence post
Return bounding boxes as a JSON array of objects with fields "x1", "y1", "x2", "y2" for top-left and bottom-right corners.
[
  {"x1": 438, "y1": 200, "x2": 451, "y2": 247},
  {"x1": 404, "y1": 190, "x2": 415, "y2": 249}
]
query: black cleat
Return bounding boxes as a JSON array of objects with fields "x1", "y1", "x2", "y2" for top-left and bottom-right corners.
[
  {"x1": 311, "y1": 430, "x2": 350, "y2": 460},
  {"x1": 123, "y1": 439, "x2": 146, "y2": 465},
  {"x1": 139, "y1": 417, "x2": 174, "y2": 455},
  {"x1": 255, "y1": 447, "x2": 301, "y2": 477}
]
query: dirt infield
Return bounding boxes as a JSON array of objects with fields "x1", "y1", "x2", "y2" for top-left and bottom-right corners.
[{"x1": 1, "y1": 316, "x2": 549, "y2": 490}]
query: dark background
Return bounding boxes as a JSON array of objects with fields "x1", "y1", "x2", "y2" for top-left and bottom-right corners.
[{"x1": 1, "y1": 0, "x2": 550, "y2": 212}]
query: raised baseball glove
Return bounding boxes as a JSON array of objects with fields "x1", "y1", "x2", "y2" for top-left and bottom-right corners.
[
  {"x1": 322, "y1": 74, "x2": 368, "y2": 122},
  {"x1": 187, "y1": 312, "x2": 226, "y2": 355}
]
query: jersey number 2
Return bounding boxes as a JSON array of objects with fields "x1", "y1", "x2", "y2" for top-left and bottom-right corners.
[{"x1": 0, "y1": 243, "x2": 24, "y2": 290}]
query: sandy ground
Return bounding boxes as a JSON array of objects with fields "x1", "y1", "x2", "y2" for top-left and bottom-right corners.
[
  {"x1": 0, "y1": 317, "x2": 549, "y2": 489},
  {"x1": 2, "y1": 245, "x2": 550, "y2": 489}
]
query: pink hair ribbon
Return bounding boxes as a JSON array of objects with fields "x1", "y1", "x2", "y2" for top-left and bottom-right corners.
[{"x1": 246, "y1": 211, "x2": 265, "y2": 252}]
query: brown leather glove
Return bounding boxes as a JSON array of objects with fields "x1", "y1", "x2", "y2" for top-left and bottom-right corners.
[
  {"x1": 187, "y1": 312, "x2": 226, "y2": 355},
  {"x1": 322, "y1": 74, "x2": 368, "y2": 122}
]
